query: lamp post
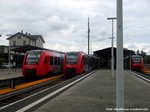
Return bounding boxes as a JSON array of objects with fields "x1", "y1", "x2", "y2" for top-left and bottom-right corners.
[
  {"x1": 107, "y1": 17, "x2": 117, "y2": 78},
  {"x1": 6, "y1": 34, "x2": 12, "y2": 73},
  {"x1": 116, "y1": 0, "x2": 124, "y2": 111},
  {"x1": 88, "y1": 17, "x2": 90, "y2": 55}
]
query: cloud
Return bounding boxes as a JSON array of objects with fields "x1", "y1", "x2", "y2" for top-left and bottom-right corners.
[{"x1": 0, "y1": 0, "x2": 150, "y2": 54}]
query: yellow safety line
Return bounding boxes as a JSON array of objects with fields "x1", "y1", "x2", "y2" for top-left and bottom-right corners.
[
  {"x1": 142, "y1": 70, "x2": 150, "y2": 75},
  {"x1": 0, "y1": 74, "x2": 65, "y2": 95}
]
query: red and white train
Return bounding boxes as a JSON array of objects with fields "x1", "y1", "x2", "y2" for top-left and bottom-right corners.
[
  {"x1": 22, "y1": 50, "x2": 65, "y2": 77},
  {"x1": 130, "y1": 55, "x2": 144, "y2": 71},
  {"x1": 22, "y1": 50, "x2": 99, "y2": 77},
  {"x1": 63, "y1": 51, "x2": 89, "y2": 76}
]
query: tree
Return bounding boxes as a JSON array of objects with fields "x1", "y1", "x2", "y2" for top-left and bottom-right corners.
[
  {"x1": 141, "y1": 50, "x2": 146, "y2": 57},
  {"x1": 137, "y1": 50, "x2": 140, "y2": 55}
]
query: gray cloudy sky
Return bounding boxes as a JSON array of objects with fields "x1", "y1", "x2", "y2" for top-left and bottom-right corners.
[{"x1": 0, "y1": 0, "x2": 150, "y2": 54}]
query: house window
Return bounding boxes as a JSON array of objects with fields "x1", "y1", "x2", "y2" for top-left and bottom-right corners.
[
  {"x1": 13, "y1": 41, "x2": 16, "y2": 46},
  {"x1": 23, "y1": 40, "x2": 26, "y2": 46},
  {"x1": 18, "y1": 35, "x2": 21, "y2": 39}
]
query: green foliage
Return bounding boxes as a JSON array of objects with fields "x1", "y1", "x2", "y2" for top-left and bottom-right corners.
[
  {"x1": 143, "y1": 55, "x2": 150, "y2": 64},
  {"x1": 136, "y1": 50, "x2": 146, "y2": 56}
]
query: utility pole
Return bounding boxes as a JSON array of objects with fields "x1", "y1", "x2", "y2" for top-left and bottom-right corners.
[
  {"x1": 107, "y1": 17, "x2": 117, "y2": 78},
  {"x1": 116, "y1": 0, "x2": 124, "y2": 111},
  {"x1": 6, "y1": 34, "x2": 12, "y2": 74},
  {"x1": 88, "y1": 17, "x2": 90, "y2": 55},
  {"x1": 87, "y1": 17, "x2": 90, "y2": 71}
]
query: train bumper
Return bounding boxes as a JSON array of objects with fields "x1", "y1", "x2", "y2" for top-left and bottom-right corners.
[
  {"x1": 132, "y1": 65, "x2": 143, "y2": 71},
  {"x1": 65, "y1": 64, "x2": 77, "y2": 75},
  {"x1": 66, "y1": 68, "x2": 76, "y2": 74},
  {"x1": 24, "y1": 69, "x2": 37, "y2": 76},
  {"x1": 23, "y1": 65, "x2": 37, "y2": 76}
]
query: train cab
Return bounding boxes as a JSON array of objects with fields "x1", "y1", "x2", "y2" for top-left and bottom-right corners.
[
  {"x1": 22, "y1": 50, "x2": 65, "y2": 77},
  {"x1": 131, "y1": 55, "x2": 144, "y2": 71},
  {"x1": 64, "y1": 51, "x2": 88, "y2": 76}
]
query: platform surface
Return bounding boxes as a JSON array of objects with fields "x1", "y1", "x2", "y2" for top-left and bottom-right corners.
[
  {"x1": 34, "y1": 70, "x2": 150, "y2": 112},
  {"x1": 0, "y1": 68, "x2": 22, "y2": 80}
]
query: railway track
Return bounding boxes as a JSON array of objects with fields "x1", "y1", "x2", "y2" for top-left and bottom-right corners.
[
  {"x1": 130, "y1": 71, "x2": 150, "y2": 83},
  {"x1": 0, "y1": 75, "x2": 51, "y2": 89},
  {"x1": 0, "y1": 74, "x2": 65, "y2": 106},
  {"x1": 0, "y1": 70, "x2": 96, "y2": 111}
]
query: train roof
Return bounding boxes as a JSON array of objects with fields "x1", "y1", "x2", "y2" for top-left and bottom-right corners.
[{"x1": 66, "y1": 51, "x2": 86, "y2": 54}]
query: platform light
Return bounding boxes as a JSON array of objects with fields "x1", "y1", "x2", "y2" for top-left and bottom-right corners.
[
  {"x1": 6, "y1": 34, "x2": 12, "y2": 74},
  {"x1": 88, "y1": 17, "x2": 90, "y2": 55},
  {"x1": 107, "y1": 17, "x2": 116, "y2": 78},
  {"x1": 116, "y1": 0, "x2": 124, "y2": 111}
]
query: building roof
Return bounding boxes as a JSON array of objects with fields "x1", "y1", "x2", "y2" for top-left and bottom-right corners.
[
  {"x1": 94, "y1": 47, "x2": 135, "y2": 58},
  {"x1": 6, "y1": 32, "x2": 45, "y2": 43},
  {"x1": 11, "y1": 45, "x2": 45, "y2": 53},
  {"x1": 11, "y1": 45, "x2": 64, "y2": 54}
]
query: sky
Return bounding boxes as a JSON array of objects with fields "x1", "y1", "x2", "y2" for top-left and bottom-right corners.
[{"x1": 0, "y1": 0, "x2": 150, "y2": 54}]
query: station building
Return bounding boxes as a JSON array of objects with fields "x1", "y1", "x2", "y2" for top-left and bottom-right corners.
[
  {"x1": 0, "y1": 31, "x2": 45, "y2": 68},
  {"x1": 94, "y1": 47, "x2": 135, "y2": 69}
]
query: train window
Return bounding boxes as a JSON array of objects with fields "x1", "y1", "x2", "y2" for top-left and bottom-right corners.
[
  {"x1": 66, "y1": 52, "x2": 78, "y2": 64},
  {"x1": 132, "y1": 55, "x2": 141, "y2": 64},
  {"x1": 132, "y1": 57, "x2": 141, "y2": 63},
  {"x1": 44, "y1": 56, "x2": 47, "y2": 63},
  {"x1": 26, "y1": 50, "x2": 42, "y2": 64},
  {"x1": 50, "y1": 56, "x2": 53, "y2": 65},
  {"x1": 54, "y1": 57, "x2": 57, "y2": 65}
]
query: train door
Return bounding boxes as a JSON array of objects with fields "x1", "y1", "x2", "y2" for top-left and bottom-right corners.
[
  {"x1": 53, "y1": 56, "x2": 61, "y2": 73},
  {"x1": 43, "y1": 56, "x2": 49, "y2": 75},
  {"x1": 57, "y1": 57, "x2": 61, "y2": 73},
  {"x1": 50, "y1": 56, "x2": 54, "y2": 74},
  {"x1": 53, "y1": 57, "x2": 58, "y2": 73},
  {"x1": 84, "y1": 55, "x2": 88, "y2": 72},
  {"x1": 80, "y1": 56, "x2": 84, "y2": 73}
]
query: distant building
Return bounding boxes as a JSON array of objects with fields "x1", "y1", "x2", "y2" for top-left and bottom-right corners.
[
  {"x1": 94, "y1": 47, "x2": 135, "y2": 69},
  {"x1": 7, "y1": 31, "x2": 45, "y2": 48},
  {"x1": 0, "y1": 31, "x2": 45, "y2": 67}
]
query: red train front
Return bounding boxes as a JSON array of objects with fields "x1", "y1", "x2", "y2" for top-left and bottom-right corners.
[
  {"x1": 131, "y1": 55, "x2": 144, "y2": 71},
  {"x1": 64, "y1": 51, "x2": 88, "y2": 76},
  {"x1": 22, "y1": 50, "x2": 65, "y2": 77}
]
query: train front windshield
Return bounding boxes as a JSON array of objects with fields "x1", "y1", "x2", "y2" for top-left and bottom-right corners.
[
  {"x1": 132, "y1": 57, "x2": 141, "y2": 64},
  {"x1": 26, "y1": 51, "x2": 42, "y2": 64},
  {"x1": 66, "y1": 52, "x2": 78, "y2": 64}
]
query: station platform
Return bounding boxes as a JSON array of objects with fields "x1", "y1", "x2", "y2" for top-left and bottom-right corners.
[
  {"x1": 33, "y1": 70, "x2": 150, "y2": 112},
  {"x1": 0, "y1": 68, "x2": 22, "y2": 80}
]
